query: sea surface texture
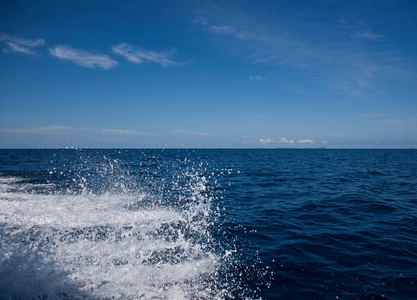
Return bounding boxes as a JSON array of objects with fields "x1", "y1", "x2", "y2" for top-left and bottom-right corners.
[{"x1": 0, "y1": 149, "x2": 416, "y2": 299}]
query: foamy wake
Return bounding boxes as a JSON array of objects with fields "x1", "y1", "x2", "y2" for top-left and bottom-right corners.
[{"x1": 0, "y1": 175, "x2": 230, "y2": 299}]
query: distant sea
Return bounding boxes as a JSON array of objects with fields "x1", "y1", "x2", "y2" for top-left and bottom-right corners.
[{"x1": 1, "y1": 149, "x2": 416, "y2": 299}]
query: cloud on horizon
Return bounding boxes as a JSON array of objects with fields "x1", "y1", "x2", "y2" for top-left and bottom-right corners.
[
  {"x1": 0, "y1": 34, "x2": 45, "y2": 55},
  {"x1": 298, "y1": 139, "x2": 314, "y2": 144},
  {"x1": 259, "y1": 138, "x2": 275, "y2": 144},
  {"x1": 280, "y1": 137, "x2": 294, "y2": 144},
  {"x1": 49, "y1": 45, "x2": 118, "y2": 69},
  {"x1": 172, "y1": 129, "x2": 214, "y2": 137},
  {"x1": 259, "y1": 137, "x2": 317, "y2": 145},
  {"x1": 113, "y1": 43, "x2": 183, "y2": 67}
]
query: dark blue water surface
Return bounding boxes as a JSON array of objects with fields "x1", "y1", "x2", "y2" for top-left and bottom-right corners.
[{"x1": 0, "y1": 149, "x2": 416, "y2": 299}]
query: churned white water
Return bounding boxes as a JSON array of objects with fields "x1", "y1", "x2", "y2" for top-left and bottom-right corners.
[{"x1": 0, "y1": 173, "x2": 230, "y2": 299}]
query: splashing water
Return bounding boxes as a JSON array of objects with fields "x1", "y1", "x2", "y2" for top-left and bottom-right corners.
[{"x1": 0, "y1": 150, "x2": 242, "y2": 299}]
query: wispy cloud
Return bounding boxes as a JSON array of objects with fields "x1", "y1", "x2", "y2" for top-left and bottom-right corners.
[
  {"x1": 0, "y1": 128, "x2": 40, "y2": 134},
  {"x1": 259, "y1": 138, "x2": 275, "y2": 144},
  {"x1": 385, "y1": 119, "x2": 405, "y2": 125},
  {"x1": 249, "y1": 75, "x2": 264, "y2": 81},
  {"x1": 113, "y1": 43, "x2": 184, "y2": 67},
  {"x1": 0, "y1": 125, "x2": 90, "y2": 134},
  {"x1": 172, "y1": 129, "x2": 214, "y2": 137},
  {"x1": 257, "y1": 113, "x2": 270, "y2": 118},
  {"x1": 328, "y1": 132, "x2": 346, "y2": 137},
  {"x1": 101, "y1": 129, "x2": 158, "y2": 136},
  {"x1": 194, "y1": 6, "x2": 412, "y2": 98},
  {"x1": 195, "y1": 16, "x2": 309, "y2": 66},
  {"x1": 193, "y1": 18, "x2": 208, "y2": 26},
  {"x1": 0, "y1": 126, "x2": 163, "y2": 138},
  {"x1": 209, "y1": 25, "x2": 235, "y2": 35},
  {"x1": 40, "y1": 125, "x2": 82, "y2": 131},
  {"x1": 195, "y1": 18, "x2": 252, "y2": 40},
  {"x1": 49, "y1": 45, "x2": 118, "y2": 69},
  {"x1": 0, "y1": 34, "x2": 45, "y2": 55},
  {"x1": 351, "y1": 31, "x2": 384, "y2": 40}
]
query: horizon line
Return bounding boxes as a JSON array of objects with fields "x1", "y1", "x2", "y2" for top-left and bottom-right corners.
[{"x1": 0, "y1": 147, "x2": 415, "y2": 150}]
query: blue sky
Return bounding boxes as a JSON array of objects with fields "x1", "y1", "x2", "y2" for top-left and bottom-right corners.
[{"x1": 1, "y1": 0, "x2": 416, "y2": 148}]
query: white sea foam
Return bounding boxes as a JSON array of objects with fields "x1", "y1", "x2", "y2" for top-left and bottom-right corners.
[
  {"x1": 0, "y1": 174, "x2": 228, "y2": 299},
  {"x1": 0, "y1": 176, "x2": 55, "y2": 196}
]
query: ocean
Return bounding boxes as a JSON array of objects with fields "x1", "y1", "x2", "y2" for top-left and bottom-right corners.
[{"x1": 0, "y1": 149, "x2": 416, "y2": 299}]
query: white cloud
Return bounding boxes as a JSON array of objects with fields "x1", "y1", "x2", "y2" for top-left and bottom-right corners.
[
  {"x1": 280, "y1": 137, "x2": 294, "y2": 144},
  {"x1": 259, "y1": 138, "x2": 275, "y2": 144},
  {"x1": 49, "y1": 45, "x2": 118, "y2": 69},
  {"x1": 0, "y1": 34, "x2": 45, "y2": 55},
  {"x1": 172, "y1": 129, "x2": 214, "y2": 137},
  {"x1": 113, "y1": 43, "x2": 183, "y2": 67},
  {"x1": 298, "y1": 139, "x2": 314, "y2": 144}
]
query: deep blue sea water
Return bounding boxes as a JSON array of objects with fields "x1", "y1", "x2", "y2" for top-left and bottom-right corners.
[{"x1": 0, "y1": 149, "x2": 416, "y2": 299}]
